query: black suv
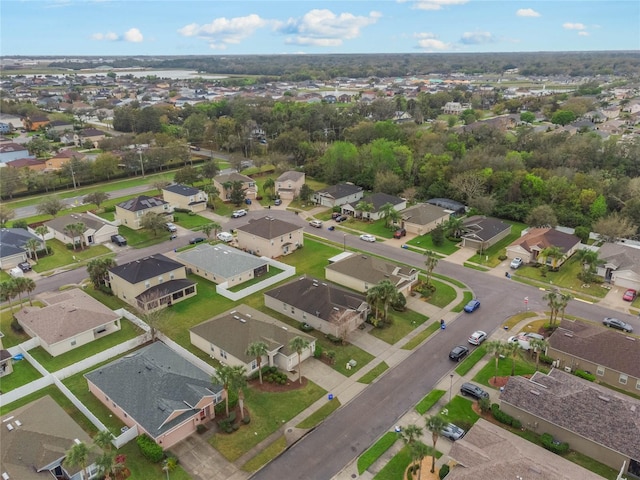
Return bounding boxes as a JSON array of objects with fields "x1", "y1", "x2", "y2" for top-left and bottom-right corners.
[
  {"x1": 449, "y1": 345, "x2": 469, "y2": 362},
  {"x1": 460, "y1": 382, "x2": 489, "y2": 400},
  {"x1": 111, "y1": 234, "x2": 127, "y2": 246},
  {"x1": 18, "y1": 261, "x2": 32, "y2": 272}
]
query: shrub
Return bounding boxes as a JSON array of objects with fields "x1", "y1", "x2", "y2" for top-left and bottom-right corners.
[
  {"x1": 11, "y1": 318, "x2": 23, "y2": 333},
  {"x1": 539, "y1": 353, "x2": 555, "y2": 365},
  {"x1": 300, "y1": 322, "x2": 314, "y2": 332},
  {"x1": 574, "y1": 369, "x2": 595, "y2": 382},
  {"x1": 541, "y1": 433, "x2": 569, "y2": 454},
  {"x1": 326, "y1": 350, "x2": 336, "y2": 364},
  {"x1": 392, "y1": 292, "x2": 406, "y2": 312},
  {"x1": 478, "y1": 396, "x2": 491, "y2": 414},
  {"x1": 498, "y1": 254, "x2": 507, "y2": 261},
  {"x1": 491, "y1": 403, "x2": 522, "y2": 429},
  {"x1": 136, "y1": 434, "x2": 164, "y2": 463},
  {"x1": 573, "y1": 226, "x2": 590, "y2": 243},
  {"x1": 104, "y1": 205, "x2": 116, "y2": 213},
  {"x1": 196, "y1": 424, "x2": 207, "y2": 434},
  {"x1": 314, "y1": 344, "x2": 323, "y2": 359},
  {"x1": 326, "y1": 333, "x2": 342, "y2": 344},
  {"x1": 242, "y1": 415, "x2": 251, "y2": 425},
  {"x1": 12, "y1": 220, "x2": 28, "y2": 230},
  {"x1": 438, "y1": 464, "x2": 450, "y2": 479},
  {"x1": 66, "y1": 243, "x2": 75, "y2": 250},
  {"x1": 218, "y1": 418, "x2": 234, "y2": 433}
]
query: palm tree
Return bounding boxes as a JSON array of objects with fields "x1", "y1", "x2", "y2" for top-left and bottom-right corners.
[
  {"x1": 211, "y1": 365, "x2": 235, "y2": 417},
  {"x1": 246, "y1": 341, "x2": 269, "y2": 384},
  {"x1": 25, "y1": 238, "x2": 40, "y2": 261},
  {"x1": 229, "y1": 365, "x2": 248, "y2": 420},
  {"x1": 410, "y1": 441, "x2": 432, "y2": 480},
  {"x1": 529, "y1": 338, "x2": 549, "y2": 371},
  {"x1": 355, "y1": 201, "x2": 374, "y2": 221},
  {"x1": 0, "y1": 281, "x2": 17, "y2": 314},
  {"x1": 425, "y1": 415, "x2": 447, "y2": 473},
  {"x1": 366, "y1": 280, "x2": 398, "y2": 325},
  {"x1": 87, "y1": 257, "x2": 117, "y2": 289},
  {"x1": 20, "y1": 277, "x2": 36, "y2": 306},
  {"x1": 557, "y1": 292, "x2": 573, "y2": 324},
  {"x1": 379, "y1": 202, "x2": 397, "y2": 228},
  {"x1": 576, "y1": 248, "x2": 601, "y2": 272},
  {"x1": 485, "y1": 340, "x2": 505, "y2": 383},
  {"x1": 263, "y1": 177, "x2": 275, "y2": 199},
  {"x1": 503, "y1": 340, "x2": 521, "y2": 376},
  {"x1": 289, "y1": 336, "x2": 310, "y2": 384},
  {"x1": 35, "y1": 225, "x2": 49, "y2": 252},
  {"x1": 203, "y1": 184, "x2": 220, "y2": 207},
  {"x1": 445, "y1": 216, "x2": 465, "y2": 238},
  {"x1": 64, "y1": 440, "x2": 91, "y2": 480},
  {"x1": 96, "y1": 453, "x2": 115, "y2": 480},
  {"x1": 541, "y1": 245, "x2": 566, "y2": 270},
  {"x1": 11, "y1": 276, "x2": 27, "y2": 307},
  {"x1": 423, "y1": 250, "x2": 439, "y2": 287},
  {"x1": 399, "y1": 423, "x2": 423, "y2": 446},
  {"x1": 64, "y1": 222, "x2": 85, "y2": 251},
  {"x1": 543, "y1": 290, "x2": 561, "y2": 327},
  {"x1": 202, "y1": 221, "x2": 221, "y2": 239}
]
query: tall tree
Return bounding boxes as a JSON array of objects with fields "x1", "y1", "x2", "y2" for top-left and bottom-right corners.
[
  {"x1": 503, "y1": 340, "x2": 521, "y2": 376},
  {"x1": 529, "y1": 338, "x2": 549, "y2": 371},
  {"x1": 174, "y1": 166, "x2": 200, "y2": 185},
  {"x1": 87, "y1": 257, "x2": 117, "y2": 289},
  {"x1": 525, "y1": 204, "x2": 558, "y2": 228},
  {"x1": 0, "y1": 280, "x2": 18, "y2": 314},
  {"x1": 410, "y1": 441, "x2": 432, "y2": 480},
  {"x1": 540, "y1": 245, "x2": 565, "y2": 270},
  {"x1": 152, "y1": 180, "x2": 170, "y2": 195},
  {"x1": 423, "y1": 250, "x2": 439, "y2": 287},
  {"x1": 36, "y1": 196, "x2": 65, "y2": 218},
  {"x1": 35, "y1": 225, "x2": 50, "y2": 252},
  {"x1": 0, "y1": 167, "x2": 23, "y2": 199},
  {"x1": 140, "y1": 212, "x2": 167, "y2": 237},
  {"x1": 25, "y1": 238, "x2": 40, "y2": 261},
  {"x1": 289, "y1": 336, "x2": 311, "y2": 384},
  {"x1": 246, "y1": 341, "x2": 269, "y2": 384},
  {"x1": 366, "y1": 279, "x2": 398, "y2": 326},
  {"x1": 425, "y1": 415, "x2": 447, "y2": 473},
  {"x1": 0, "y1": 204, "x2": 15, "y2": 227},
  {"x1": 263, "y1": 177, "x2": 276, "y2": 199},
  {"x1": 64, "y1": 222, "x2": 85, "y2": 250},
  {"x1": 399, "y1": 424, "x2": 423, "y2": 447},
  {"x1": 543, "y1": 290, "x2": 561, "y2": 328},
  {"x1": 379, "y1": 202, "x2": 400, "y2": 228},
  {"x1": 84, "y1": 191, "x2": 110, "y2": 209},
  {"x1": 593, "y1": 212, "x2": 637, "y2": 242},
  {"x1": 211, "y1": 365, "x2": 235, "y2": 417},
  {"x1": 229, "y1": 365, "x2": 248, "y2": 421},
  {"x1": 485, "y1": 340, "x2": 505, "y2": 383},
  {"x1": 229, "y1": 180, "x2": 247, "y2": 206},
  {"x1": 355, "y1": 201, "x2": 374, "y2": 221}
]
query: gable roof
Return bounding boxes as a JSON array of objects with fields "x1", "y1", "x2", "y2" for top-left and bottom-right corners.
[
  {"x1": 461, "y1": 216, "x2": 511, "y2": 241},
  {"x1": 177, "y1": 243, "x2": 268, "y2": 278},
  {"x1": 0, "y1": 228, "x2": 42, "y2": 257},
  {"x1": 509, "y1": 227, "x2": 581, "y2": 254},
  {"x1": 117, "y1": 194, "x2": 168, "y2": 212},
  {"x1": 109, "y1": 254, "x2": 184, "y2": 284},
  {"x1": 236, "y1": 216, "x2": 302, "y2": 240},
  {"x1": 85, "y1": 342, "x2": 222, "y2": 438},
  {"x1": 315, "y1": 183, "x2": 363, "y2": 199},
  {"x1": 265, "y1": 277, "x2": 368, "y2": 322},
  {"x1": 598, "y1": 242, "x2": 640, "y2": 275},
  {"x1": 215, "y1": 172, "x2": 254, "y2": 184},
  {"x1": 326, "y1": 253, "x2": 416, "y2": 289},
  {"x1": 276, "y1": 171, "x2": 304, "y2": 183},
  {"x1": 548, "y1": 319, "x2": 640, "y2": 378},
  {"x1": 6, "y1": 158, "x2": 44, "y2": 168},
  {"x1": 45, "y1": 212, "x2": 111, "y2": 233},
  {"x1": 356, "y1": 192, "x2": 404, "y2": 212},
  {"x1": 500, "y1": 369, "x2": 640, "y2": 461},
  {"x1": 426, "y1": 198, "x2": 466, "y2": 213},
  {"x1": 401, "y1": 203, "x2": 450, "y2": 225},
  {"x1": 14, "y1": 288, "x2": 120, "y2": 345},
  {"x1": 190, "y1": 305, "x2": 314, "y2": 362},
  {"x1": 163, "y1": 183, "x2": 201, "y2": 197},
  {"x1": 0, "y1": 142, "x2": 29, "y2": 154},
  {"x1": 79, "y1": 128, "x2": 106, "y2": 137}
]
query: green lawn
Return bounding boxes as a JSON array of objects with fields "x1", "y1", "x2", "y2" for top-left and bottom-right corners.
[
  {"x1": 172, "y1": 212, "x2": 212, "y2": 230},
  {"x1": 373, "y1": 445, "x2": 412, "y2": 480},
  {"x1": 473, "y1": 354, "x2": 539, "y2": 389},
  {"x1": 406, "y1": 233, "x2": 461, "y2": 255},
  {"x1": 358, "y1": 432, "x2": 398, "y2": 474},
  {"x1": 210, "y1": 381, "x2": 326, "y2": 461},
  {"x1": 0, "y1": 308, "x2": 32, "y2": 348},
  {"x1": 0, "y1": 357, "x2": 43, "y2": 392},
  {"x1": 415, "y1": 389, "x2": 446, "y2": 415},
  {"x1": 118, "y1": 225, "x2": 169, "y2": 249},
  {"x1": 402, "y1": 322, "x2": 440, "y2": 350},
  {"x1": 28, "y1": 319, "x2": 143, "y2": 372},
  {"x1": 358, "y1": 362, "x2": 389, "y2": 384},
  {"x1": 452, "y1": 291, "x2": 474, "y2": 313},
  {"x1": 418, "y1": 277, "x2": 457, "y2": 308},
  {"x1": 32, "y1": 240, "x2": 112, "y2": 273},
  {"x1": 285, "y1": 238, "x2": 342, "y2": 278},
  {"x1": 296, "y1": 397, "x2": 341, "y2": 428},
  {"x1": 440, "y1": 395, "x2": 480, "y2": 430},
  {"x1": 369, "y1": 309, "x2": 429, "y2": 344},
  {"x1": 467, "y1": 221, "x2": 528, "y2": 266},
  {"x1": 455, "y1": 345, "x2": 487, "y2": 376},
  {"x1": 83, "y1": 285, "x2": 130, "y2": 310},
  {"x1": 228, "y1": 266, "x2": 284, "y2": 292},
  {"x1": 241, "y1": 435, "x2": 287, "y2": 473},
  {"x1": 340, "y1": 218, "x2": 397, "y2": 239}
]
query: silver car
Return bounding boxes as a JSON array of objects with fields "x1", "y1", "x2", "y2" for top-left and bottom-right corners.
[
  {"x1": 603, "y1": 317, "x2": 633, "y2": 333},
  {"x1": 441, "y1": 423, "x2": 466, "y2": 441}
]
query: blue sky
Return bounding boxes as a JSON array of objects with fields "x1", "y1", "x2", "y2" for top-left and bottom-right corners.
[{"x1": 2, "y1": 0, "x2": 638, "y2": 56}]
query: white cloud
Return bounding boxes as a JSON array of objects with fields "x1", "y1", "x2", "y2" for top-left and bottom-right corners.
[
  {"x1": 516, "y1": 8, "x2": 540, "y2": 18},
  {"x1": 91, "y1": 32, "x2": 119, "y2": 41},
  {"x1": 178, "y1": 14, "x2": 267, "y2": 49},
  {"x1": 578, "y1": 31, "x2": 589, "y2": 36},
  {"x1": 400, "y1": 0, "x2": 468, "y2": 11},
  {"x1": 460, "y1": 31, "x2": 495, "y2": 44},
  {"x1": 279, "y1": 9, "x2": 381, "y2": 47},
  {"x1": 123, "y1": 28, "x2": 143, "y2": 43},
  {"x1": 563, "y1": 22, "x2": 586, "y2": 30},
  {"x1": 414, "y1": 32, "x2": 451, "y2": 50}
]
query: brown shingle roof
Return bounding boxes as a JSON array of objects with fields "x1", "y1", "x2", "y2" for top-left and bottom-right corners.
[
  {"x1": 236, "y1": 216, "x2": 302, "y2": 240},
  {"x1": 509, "y1": 227, "x2": 580, "y2": 254},
  {"x1": 325, "y1": 253, "x2": 416, "y2": 289}
]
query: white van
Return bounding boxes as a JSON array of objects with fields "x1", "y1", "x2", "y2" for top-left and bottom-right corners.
[
  {"x1": 9, "y1": 267, "x2": 24, "y2": 278},
  {"x1": 217, "y1": 232, "x2": 234, "y2": 243}
]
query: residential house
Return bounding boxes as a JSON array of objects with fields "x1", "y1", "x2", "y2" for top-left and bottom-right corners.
[
  {"x1": 190, "y1": 305, "x2": 315, "y2": 374},
  {"x1": 264, "y1": 277, "x2": 369, "y2": 337},
  {"x1": 0, "y1": 395, "x2": 102, "y2": 480},
  {"x1": 446, "y1": 419, "x2": 604, "y2": 480},
  {"x1": 500, "y1": 369, "x2": 640, "y2": 477},
  {"x1": 115, "y1": 195, "x2": 173, "y2": 230},
  {"x1": 312, "y1": 183, "x2": 364, "y2": 208},
  {"x1": 547, "y1": 319, "x2": 640, "y2": 395},
  {"x1": 176, "y1": 243, "x2": 269, "y2": 287},
  {"x1": 0, "y1": 142, "x2": 32, "y2": 164},
  {"x1": 47, "y1": 119, "x2": 74, "y2": 133},
  {"x1": 426, "y1": 198, "x2": 466, "y2": 215},
  {"x1": 45, "y1": 212, "x2": 118, "y2": 246},
  {"x1": 14, "y1": 288, "x2": 121, "y2": 357},
  {"x1": 325, "y1": 253, "x2": 418, "y2": 296},
  {"x1": 76, "y1": 128, "x2": 107, "y2": 147},
  {"x1": 0, "y1": 113, "x2": 23, "y2": 130},
  {"x1": 44, "y1": 149, "x2": 85, "y2": 171},
  {"x1": 400, "y1": 203, "x2": 450, "y2": 235},
  {"x1": 0, "y1": 331, "x2": 13, "y2": 377},
  {"x1": 213, "y1": 172, "x2": 257, "y2": 200},
  {"x1": 341, "y1": 192, "x2": 406, "y2": 221},
  {"x1": 442, "y1": 102, "x2": 470, "y2": 115},
  {"x1": 108, "y1": 254, "x2": 197, "y2": 311},
  {"x1": 235, "y1": 216, "x2": 303, "y2": 258},
  {"x1": 0, "y1": 228, "x2": 43, "y2": 269},
  {"x1": 392, "y1": 111, "x2": 413, "y2": 124},
  {"x1": 275, "y1": 171, "x2": 305, "y2": 200},
  {"x1": 460, "y1": 216, "x2": 512, "y2": 251},
  {"x1": 5, "y1": 157, "x2": 46, "y2": 171},
  {"x1": 162, "y1": 183, "x2": 207, "y2": 213},
  {"x1": 85, "y1": 342, "x2": 223, "y2": 449},
  {"x1": 506, "y1": 228, "x2": 581, "y2": 268},
  {"x1": 596, "y1": 243, "x2": 640, "y2": 290},
  {"x1": 23, "y1": 115, "x2": 50, "y2": 131}
]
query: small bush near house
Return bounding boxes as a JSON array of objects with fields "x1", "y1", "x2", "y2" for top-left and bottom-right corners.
[
  {"x1": 439, "y1": 464, "x2": 450, "y2": 479},
  {"x1": 498, "y1": 254, "x2": 507, "y2": 261},
  {"x1": 539, "y1": 353, "x2": 555, "y2": 365},
  {"x1": 491, "y1": 403, "x2": 522, "y2": 429},
  {"x1": 574, "y1": 369, "x2": 596, "y2": 382},
  {"x1": 541, "y1": 433, "x2": 570, "y2": 454},
  {"x1": 478, "y1": 396, "x2": 491, "y2": 414},
  {"x1": 314, "y1": 344, "x2": 323, "y2": 358},
  {"x1": 136, "y1": 434, "x2": 164, "y2": 463},
  {"x1": 196, "y1": 424, "x2": 207, "y2": 434}
]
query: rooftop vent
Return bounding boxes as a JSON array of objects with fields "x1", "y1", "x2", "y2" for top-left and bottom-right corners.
[
  {"x1": 597, "y1": 395, "x2": 610, "y2": 402},
  {"x1": 530, "y1": 390, "x2": 540, "y2": 396},
  {"x1": 246, "y1": 313, "x2": 251, "y2": 318},
  {"x1": 239, "y1": 319, "x2": 246, "y2": 323},
  {"x1": 14, "y1": 420, "x2": 21, "y2": 427},
  {"x1": 5, "y1": 423, "x2": 13, "y2": 431},
  {"x1": 74, "y1": 438, "x2": 82, "y2": 444},
  {"x1": 2, "y1": 472, "x2": 10, "y2": 480},
  {"x1": 564, "y1": 333, "x2": 573, "y2": 338},
  {"x1": 233, "y1": 315, "x2": 240, "y2": 320}
]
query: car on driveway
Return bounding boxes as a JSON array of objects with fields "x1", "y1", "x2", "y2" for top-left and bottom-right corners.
[
  {"x1": 623, "y1": 289, "x2": 637, "y2": 302},
  {"x1": 359, "y1": 234, "x2": 376, "y2": 243},
  {"x1": 309, "y1": 220, "x2": 323, "y2": 228},
  {"x1": 274, "y1": 199, "x2": 282, "y2": 206},
  {"x1": 507, "y1": 332, "x2": 544, "y2": 350},
  {"x1": 449, "y1": 345, "x2": 469, "y2": 362},
  {"x1": 232, "y1": 209, "x2": 247, "y2": 218},
  {"x1": 441, "y1": 423, "x2": 466, "y2": 441},
  {"x1": 602, "y1": 317, "x2": 633, "y2": 333},
  {"x1": 17, "y1": 261, "x2": 32, "y2": 272},
  {"x1": 217, "y1": 232, "x2": 234, "y2": 243},
  {"x1": 463, "y1": 299, "x2": 480, "y2": 313},
  {"x1": 468, "y1": 330, "x2": 487, "y2": 345},
  {"x1": 111, "y1": 234, "x2": 127, "y2": 246},
  {"x1": 189, "y1": 237, "x2": 206, "y2": 245},
  {"x1": 393, "y1": 228, "x2": 407, "y2": 239},
  {"x1": 335, "y1": 215, "x2": 348, "y2": 223},
  {"x1": 510, "y1": 257, "x2": 523, "y2": 269},
  {"x1": 460, "y1": 382, "x2": 489, "y2": 400},
  {"x1": 165, "y1": 222, "x2": 178, "y2": 232}
]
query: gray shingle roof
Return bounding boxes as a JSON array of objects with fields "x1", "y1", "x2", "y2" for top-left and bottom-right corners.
[
  {"x1": 500, "y1": 369, "x2": 640, "y2": 461},
  {"x1": 462, "y1": 216, "x2": 510, "y2": 241},
  {"x1": 45, "y1": 212, "x2": 110, "y2": 233},
  {"x1": 163, "y1": 183, "x2": 201, "y2": 197},
  {"x1": 109, "y1": 254, "x2": 184, "y2": 284},
  {"x1": 357, "y1": 192, "x2": 404, "y2": 212},
  {"x1": 316, "y1": 183, "x2": 363, "y2": 199},
  {"x1": 0, "y1": 228, "x2": 42, "y2": 257},
  {"x1": 215, "y1": 172, "x2": 253, "y2": 184},
  {"x1": 598, "y1": 243, "x2": 640, "y2": 275},
  {"x1": 276, "y1": 171, "x2": 304, "y2": 183},
  {"x1": 177, "y1": 244, "x2": 268, "y2": 279},
  {"x1": 325, "y1": 253, "x2": 416, "y2": 289},
  {"x1": 236, "y1": 216, "x2": 302, "y2": 240},
  {"x1": 401, "y1": 203, "x2": 450, "y2": 225},
  {"x1": 135, "y1": 278, "x2": 196, "y2": 301},
  {"x1": 85, "y1": 342, "x2": 222, "y2": 438},
  {"x1": 117, "y1": 195, "x2": 168, "y2": 212}
]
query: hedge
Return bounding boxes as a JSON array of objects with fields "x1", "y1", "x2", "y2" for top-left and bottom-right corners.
[
  {"x1": 136, "y1": 434, "x2": 164, "y2": 463},
  {"x1": 541, "y1": 433, "x2": 570, "y2": 454},
  {"x1": 491, "y1": 403, "x2": 522, "y2": 429},
  {"x1": 574, "y1": 369, "x2": 596, "y2": 382}
]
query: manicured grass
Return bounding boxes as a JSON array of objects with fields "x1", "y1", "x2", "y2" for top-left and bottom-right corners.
[
  {"x1": 172, "y1": 212, "x2": 212, "y2": 230},
  {"x1": 118, "y1": 225, "x2": 169, "y2": 249},
  {"x1": 0, "y1": 270, "x2": 11, "y2": 282},
  {"x1": 28, "y1": 319, "x2": 143, "y2": 372},
  {"x1": 83, "y1": 285, "x2": 130, "y2": 310},
  {"x1": 0, "y1": 357, "x2": 43, "y2": 392},
  {"x1": 402, "y1": 322, "x2": 440, "y2": 350},
  {"x1": 418, "y1": 277, "x2": 457, "y2": 308},
  {"x1": 451, "y1": 291, "x2": 473, "y2": 313},
  {"x1": 467, "y1": 221, "x2": 527, "y2": 267},
  {"x1": 373, "y1": 444, "x2": 412, "y2": 480},
  {"x1": 358, "y1": 431, "x2": 398, "y2": 474},
  {"x1": 313, "y1": 336, "x2": 375, "y2": 377},
  {"x1": 473, "y1": 355, "x2": 539, "y2": 389},
  {"x1": 296, "y1": 397, "x2": 341, "y2": 428},
  {"x1": 406, "y1": 233, "x2": 460, "y2": 255},
  {"x1": 118, "y1": 438, "x2": 192, "y2": 480},
  {"x1": 563, "y1": 451, "x2": 618, "y2": 479},
  {"x1": 210, "y1": 381, "x2": 326, "y2": 461},
  {"x1": 358, "y1": 362, "x2": 389, "y2": 384},
  {"x1": 369, "y1": 309, "x2": 429, "y2": 345},
  {"x1": 342, "y1": 219, "x2": 397, "y2": 239},
  {"x1": 32, "y1": 239, "x2": 111, "y2": 273},
  {"x1": 455, "y1": 345, "x2": 487, "y2": 376},
  {"x1": 241, "y1": 435, "x2": 287, "y2": 473},
  {"x1": 415, "y1": 389, "x2": 446, "y2": 415},
  {"x1": 0, "y1": 309, "x2": 32, "y2": 348},
  {"x1": 284, "y1": 238, "x2": 342, "y2": 279},
  {"x1": 440, "y1": 395, "x2": 480, "y2": 430},
  {"x1": 502, "y1": 311, "x2": 540, "y2": 330},
  {"x1": 227, "y1": 266, "x2": 284, "y2": 293}
]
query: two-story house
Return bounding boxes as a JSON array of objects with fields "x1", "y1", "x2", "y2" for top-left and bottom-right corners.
[
  {"x1": 162, "y1": 183, "x2": 207, "y2": 213},
  {"x1": 115, "y1": 195, "x2": 173, "y2": 230},
  {"x1": 213, "y1": 172, "x2": 257, "y2": 201},
  {"x1": 312, "y1": 183, "x2": 363, "y2": 208},
  {"x1": 275, "y1": 171, "x2": 305, "y2": 200},
  {"x1": 235, "y1": 216, "x2": 303, "y2": 258}
]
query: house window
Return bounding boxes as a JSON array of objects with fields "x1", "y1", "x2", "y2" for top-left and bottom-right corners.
[
  {"x1": 303, "y1": 313, "x2": 306, "y2": 319},
  {"x1": 158, "y1": 276, "x2": 164, "y2": 283},
  {"x1": 210, "y1": 344, "x2": 215, "y2": 352},
  {"x1": 289, "y1": 233, "x2": 292, "y2": 239},
  {"x1": 291, "y1": 306, "x2": 295, "y2": 314},
  {"x1": 145, "y1": 281, "x2": 150, "y2": 288},
  {"x1": 283, "y1": 302, "x2": 287, "y2": 310},
  {"x1": 220, "y1": 350, "x2": 227, "y2": 359},
  {"x1": 250, "y1": 360, "x2": 257, "y2": 370},
  {"x1": 170, "y1": 272, "x2": 174, "y2": 280},
  {"x1": 619, "y1": 374, "x2": 628, "y2": 385},
  {"x1": 596, "y1": 366, "x2": 605, "y2": 376},
  {"x1": 636, "y1": 379, "x2": 640, "y2": 391},
  {"x1": 70, "y1": 339, "x2": 76, "y2": 346}
]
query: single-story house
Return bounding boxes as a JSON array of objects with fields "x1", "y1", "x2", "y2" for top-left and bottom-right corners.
[
  {"x1": 23, "y1": 115, "x2": 50, "y2": 131},
  {"x1": 162, "y1": 183, "x2": 207, "y2": 213},
  {"x1": 506, "y1": 227, "x2": 581, "y2": 267},
  {"x1": 108, "y1": 254, "x2": 197, "y2": 312},
  {"x1": 596, "y1": 243, "x2": 640, "y2": 290},
  {"x1": 44, "y1": 149, "x2": 85, "y2": 171},
  {"x1": 0, "y1": 331, "x2": 13, "y2": 377},
  {"x1": 85, "y1": 342, "x2": 224, "y2": 449},
  {"x1": 341, "y1": 192, "x2": 406, "y2": 221},
  {"x1": 115, "y1": 195, "x2": 173, "y2": 230},
  {"x1": 213, "y1": 172, "x2": 257, "y2": 200},
  {"x1": 275, "y1": 171, "x2": 305, "y2": 199},
  {"x1": 190, "y1": 305, "x2": 316, "y2": 374},
  {"x1": 177, "y1": 243, "x2": 269, "y2": 287},
  {"x1": 547, "y1": 319, "x2": 640, "y2": 394},
  {"x1": 76, "y1": 128, "x2": 107, "y2": 147},
  {"x1": 460, "y1": 216, "x2": 512, "y2": 251},
  {"x1": 325, "y1": 253, "x2": 418, "y2": 297},
  {"x1": 14, "y1": 288, "x2": 121, "y2": 357},
  {"x1": 0, "y1": 228, "x2": 44, "y2": 269},
  {"x1": 312, "y1": 183, "x2": 364, "y2": 208},
  {"x1": 400, "y1": 203, "x2": 450, "y2": 235},
  {"x1": 0, "y1": 395, "x2": 102, "y2": 480},
  {"x1": 500, "y1": 369, "x2": 640, "y2": 477},
  {"x1": 426, "y1": 198, "x2": 466, "y2": 215},
  {"x1": 45, "y1": 212, "x2": 118, "y2": 246},
  {"x1": 5, "y1": 157, "x2": 46, "y2": 171},
  {"x1": 235, "y1": 216, "x2": 303, "y2": 258},
  {"x1": 446, "y1": 418, "x2": 604, "y2": 480},
  {"x1": 47, "y1": 119, "x2": 74, "y2": 133},
  {"x1": 264, "y1": 277, "x2": 369, "y2": 338}
]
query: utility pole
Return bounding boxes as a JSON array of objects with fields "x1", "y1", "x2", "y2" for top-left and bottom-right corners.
[{"x1": 138, "y1": 149, "x2": 145, "y2": 178}]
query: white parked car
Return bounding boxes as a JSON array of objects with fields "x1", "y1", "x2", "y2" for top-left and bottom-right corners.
[
  {"x1": 507, "y1": 332, "x2": 545, "y2": 350},
  {"x1": 232, "y1": 209, "x2": 247, "y2": 218},
  {"x1": 510, "y1": 257, "x2": 523, "y2": 269},
  {"x1": 359, "y1": 234, "x2": 376, "y2": 243},
  {"x1": 309, "y1": 220, "x2": 323, "y2": 228},
  {"x1": 217, "y1": 232, "x2": 234, "y2": 243}
]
